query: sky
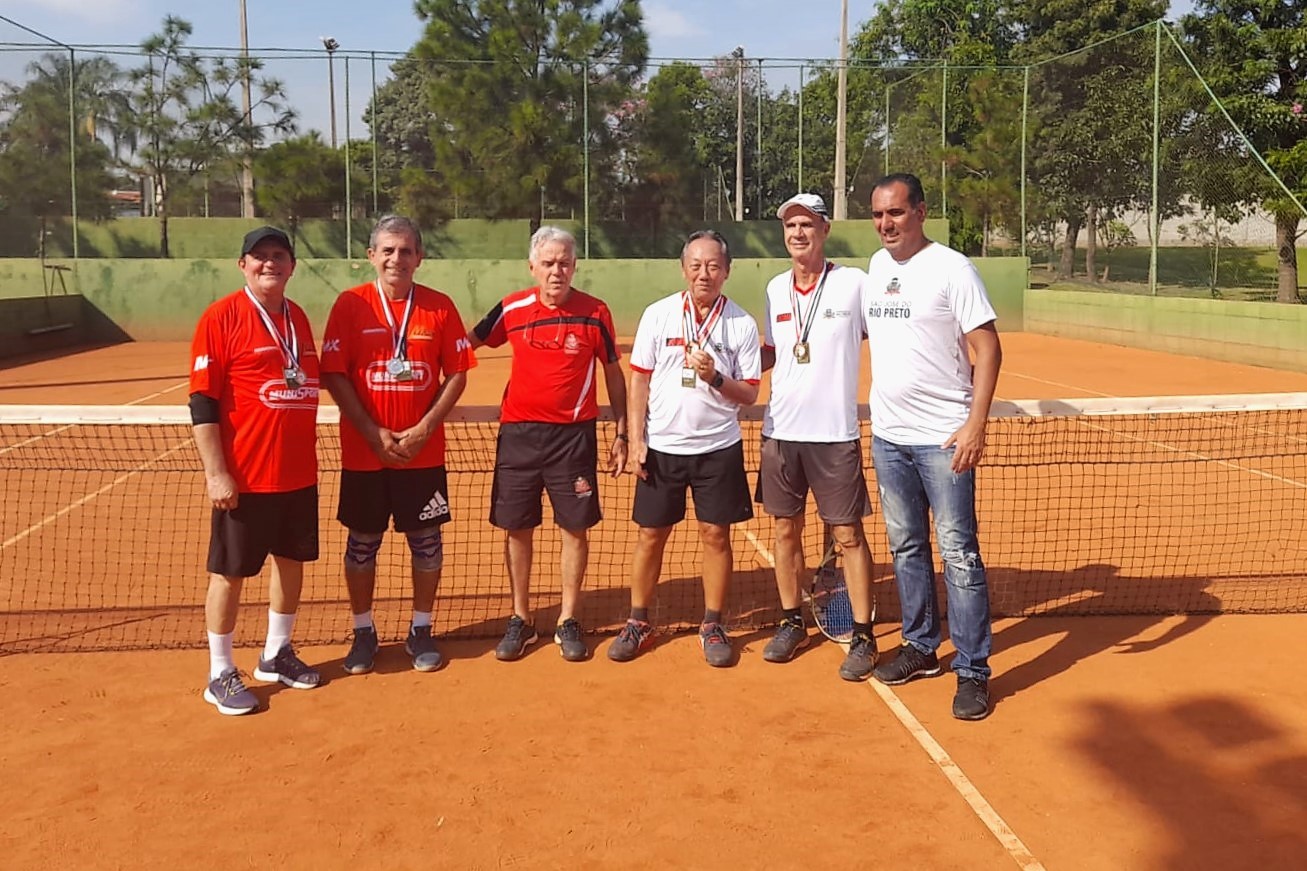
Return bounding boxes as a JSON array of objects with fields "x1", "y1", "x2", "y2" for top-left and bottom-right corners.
[{"x1": 0, "y1": 0, "x2": 1197, "y2": 138}]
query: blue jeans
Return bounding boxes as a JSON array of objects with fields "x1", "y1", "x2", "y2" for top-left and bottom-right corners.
[{"x1": 871, "y1": 436, "x2": 992, "y2": 680}]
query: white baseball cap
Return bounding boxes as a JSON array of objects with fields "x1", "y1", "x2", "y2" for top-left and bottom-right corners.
[{"x1": 776, "y1": 193, "x2": 830, "y2": 221}]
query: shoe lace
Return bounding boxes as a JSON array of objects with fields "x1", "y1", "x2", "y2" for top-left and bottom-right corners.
[
  {"x1": 777, "y1": 619, "x2": 804, "y2": 642},
  {"x1": 221, "y1": 670, "x2": 249, "y2": 695},
  {"x1": 557, "y1": 619, "x2": 581, "y2": 642},
  {"x1": 849, "y1": 632, "x2": 873, "y2": 656},
  {"x1": 504, "y1": 617, "x2": 527, "y2": 643},
  {"x1": 617, "y1": 620, "x2": 646, "y2": 644},
  {"x1": 701, "y1": 622, "x2": 728, "y2": 646}
]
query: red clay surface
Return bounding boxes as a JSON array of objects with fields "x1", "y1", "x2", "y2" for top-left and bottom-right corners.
[{"x1": 2, "y1": 333, "x2": 1307, "y2": 869}]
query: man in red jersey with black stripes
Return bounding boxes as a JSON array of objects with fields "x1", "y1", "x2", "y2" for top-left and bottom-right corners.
[
  {"x1": 470, "y1": 226, "x2": 628, "y2": 663},
  {"x1": 320, "y1": 215, "x2": 475, "y2": 675},
  {"x1": 190, "y1": 226, "x2": 321, "y2": 716}
]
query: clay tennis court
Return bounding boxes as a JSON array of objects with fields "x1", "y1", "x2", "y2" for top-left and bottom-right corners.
[{"x1": 2, "y1": 333, "x2": 1307, "y2": 869}]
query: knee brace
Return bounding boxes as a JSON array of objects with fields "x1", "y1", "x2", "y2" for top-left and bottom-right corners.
[
  {"x1": 344, "y1": 530, "x2": 384, "y2": 573},
  {"x1": 405, "y1": 526, "x2": 444, "y2": 573}
]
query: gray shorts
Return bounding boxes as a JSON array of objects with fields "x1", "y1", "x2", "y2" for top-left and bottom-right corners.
[{"x1": 756, "y1": 437, "x2": 872, "y2": 524}]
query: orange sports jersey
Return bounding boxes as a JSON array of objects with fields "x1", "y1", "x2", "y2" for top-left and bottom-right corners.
[
  {"x1": 320, "y1": 282, "x2": 477, "y2": 471},
  {"x1": 472, "y1": 286, "x2": 620, "y2": 424},
  {"x1": 189, "y1": 289, "x2": 319, "y2": 493}
]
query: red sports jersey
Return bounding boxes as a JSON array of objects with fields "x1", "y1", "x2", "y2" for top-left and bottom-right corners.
[
  {"x1": 189, "y1": 289, "x2": 319, "y2": 493},
  {"x1": 320, "y1": 282, "x2": 477, "y2": 471},
  {"x1": 473, "y1": 286, "x2": 620, "y2": 424}
]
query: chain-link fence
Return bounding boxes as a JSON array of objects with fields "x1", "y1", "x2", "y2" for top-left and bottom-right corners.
[{"x1": 1, "y1": 20, "x2": 1302, "y2": 298}]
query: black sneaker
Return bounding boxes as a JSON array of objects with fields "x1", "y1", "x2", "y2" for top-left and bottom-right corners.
[
  {"x1": 553, "y1": 618, "x2": 588, "y2": 662},
  {"x1": 495, "y1": 615, "x2": 538, "y2": 662},
  {"x1": 699, "y1": 622, "x2": 733, "y2": 668},
  {"x1": 607, "y1": 619, "x2": 655, "y2": 662},
  {"x1": 254, "y1": 644, "x2": 322, "y2": 689},
  {"x1": 953, "y1": 677, "x2": 990, "y2": 721},
  {"x1": 405, "y1": 625, "x2": 444, "y2": 672},
  {"x1": 762, "y1": 617, "x2": 810, "y2": 663},
  {"x1": 872, "y1": 644, "x2": 941, "y2": 686},
  {"x1": 343, "y1": 626, "x2": 379, "y2": 675},
  {"x1": 838, "y1": 630, "x2": 878, "y2": 682}
]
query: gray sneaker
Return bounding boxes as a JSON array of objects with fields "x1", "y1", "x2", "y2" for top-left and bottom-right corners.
[
  {"x1": 553, "y1": 618, "x2": 588, "y2": 662},
  {"x1": 762, "y1": 617, "x2": 810, "y2": 663},
  {"x1": 406, "y1": 625, "x2": 444, "y2": 672},
  {"x1": 495, "y1": 615, "x2": 538, "y2": 662},
  {"x1": 607, "y1": 619, "x2": 655, "y2": 662},
  {"x1": 838, "y1": 630, "x2": 879, "y2": 682},
  {"x1": 698, "y1": 622, "x2": 733, "y2": 668},
  {"x1": 343, "y1": 626, "x2": 379, "y2": 675},
  {"x1": 253, "y1": 644, "x2": 322, "y2": 689},
  {"x1": 204, "y1": 667, "x2": 258, "y2": 716}
]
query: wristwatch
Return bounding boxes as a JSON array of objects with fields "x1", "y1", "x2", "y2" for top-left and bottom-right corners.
[{"x1": 709, "y1": 372, "x2": 725, "y2": 390}]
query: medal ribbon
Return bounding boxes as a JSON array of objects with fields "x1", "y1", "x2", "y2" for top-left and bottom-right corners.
[
  {"x1": 681, "y1": 292, "x2": 727, "y2": 351},
  {"x1": 789, "y1": 261, "x2": 833, "y2": 346},
  {"x1": 375, "y1": 281, "x2": 416, "y2": 362},
  {"x1": 243, "y1": 286, "x2": 300, "y2": 371}
]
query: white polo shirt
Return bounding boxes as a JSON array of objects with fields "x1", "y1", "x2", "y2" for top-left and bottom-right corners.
[
  {"x1": 862, "y1": 242, "x2": 997, "y2": 445},
  {"x1": 630, "y1": 290, "x2": 762, "y2": 455},
  {"x1": 762, "y1": 262, "x2": 866, "y2": 442}
]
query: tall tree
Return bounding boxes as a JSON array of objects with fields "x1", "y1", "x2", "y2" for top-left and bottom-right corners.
[
  {"x1": 411, "y1": 0, "x2": 648, "y2": 227},
  {"x1": 1183, "y1": 2, "x2": 1307, "y2": 303},
  {"x1": 128, "y1": 16, "x2": 295, "y2": 256},
  {"x1": 253, "y1": 133, "x2": 347, "y2": 234}
]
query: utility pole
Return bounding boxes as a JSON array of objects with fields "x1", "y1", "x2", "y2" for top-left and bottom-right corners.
[
  {"x1": 322, "y1": 37, "x2": 340, "y2": 148},
  {"x1": 238, "y1": 0, "x2": 254, "y2": 218},
  {"x1": 733, "y1": 46, "x2": 745, "y2": 222},
  {"x1": 833, "y1": 0, "x2": 849, "y2": 220}
]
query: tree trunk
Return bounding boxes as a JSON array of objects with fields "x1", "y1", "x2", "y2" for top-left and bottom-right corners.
[
  {"x1": 1275, "y1": 211, "x2": 1301, "y2": 303},
  {"x1": 1085, "y1": 204, "x2": 1099, "y2": 284},
  {"x1": 1059, "y1": 216, "x2": 1082, "y2": 279},
  {"x1": 981, "y1": 212, "x2": 990, "y2": 257},
  {"x1": 155, "y1": 172, "x2": 170, "y2": 258}
]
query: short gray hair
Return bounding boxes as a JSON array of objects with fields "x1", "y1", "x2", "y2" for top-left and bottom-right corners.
[
  {"x1": 681, "y1": 229, "x2": 732, "y2": 266},
  {"x1": 528, "y1": 226, "x2": 577, "y2": 263},
  {"x1": 369, "y1": 214, "x2": 424, "y2": 252}
]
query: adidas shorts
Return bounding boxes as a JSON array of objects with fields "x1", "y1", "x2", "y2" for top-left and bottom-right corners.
[{"x1": 337, "y1": 466, "x2": 451, "y2": 535}]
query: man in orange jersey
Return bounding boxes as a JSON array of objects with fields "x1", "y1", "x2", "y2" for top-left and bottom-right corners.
[
  {"x1": 320, "y1": 215, "x2": 476, "y2": 675},
  {"x1": 190, "y1": 226, "x2": 322, "y2": 716},
  {"x1": 470, "y1": 226, "x2": 628, "y2": 663}
]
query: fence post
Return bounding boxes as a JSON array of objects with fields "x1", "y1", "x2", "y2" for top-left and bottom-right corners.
[
  {"x1": 68, "y1": 46, "x2": 78, "y2": 258},
  {"x1": 798, "y1": 64, "x2": 804, "y2": 192},
  {"x1": 1021, "y1": 65, "x2": 1029, "y2": 260},
  {"x1": 941, "y1": 60, "x2": 948, "y2": 216},
  {"x1": 371, "y1": 52, "x2": 379, "y2": 216},
  {"x1": 344, "y1": 56, "x2": 352, "y2": 259},
  {"x1": 1149, "y1": 21, "x2": 1161, "y2": 296}
]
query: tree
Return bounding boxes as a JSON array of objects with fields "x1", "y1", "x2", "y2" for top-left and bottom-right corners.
[
  {"x1": 1183, "y1": 2, "x2": 1307, "y2": 303},
  {"x1": 253, "y1": 134, "x2": 346, "y2": 233},
  {"x1": 127, "y1": 16, "x2": 295, "y2": 256},
  {"x1": 365, "y1": 55, "x2": 439, "y2": 176},
  {"x1": 0, "y1": 53, "x2": 125, "y2": 224},
  {"x1": 411, "y1": 0, "x2": 648, "y2": 227}
]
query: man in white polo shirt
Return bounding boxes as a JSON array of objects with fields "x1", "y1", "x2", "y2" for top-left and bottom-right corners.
[
  {"x1": 757, "y1": 193, "x2": 877, "y2": 680},
  {"x1": 610, "y1": 230, "x2": 761, "y2": 667},
  {"x1": 862, "y1": 172, "x2": 1002, "y2": 721}
]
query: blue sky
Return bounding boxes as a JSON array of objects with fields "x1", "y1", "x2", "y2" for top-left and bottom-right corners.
[{"x1": 0, "y1": 0, "x2": 1196, "y2": 138}]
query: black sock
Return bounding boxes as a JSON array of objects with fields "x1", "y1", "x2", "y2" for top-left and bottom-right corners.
[
  {"x1": 782, "y1": 607, "x2": 803, "y2": 625},
  {"x1": 703, "y1": 609, "x2": 722, "y2": 625},
  {"x1": 631, "y1": 607, "x2": 650, "y2": 622},
  {"x1": 853, "y1": 621, "x2": 874, "y2": 638}
]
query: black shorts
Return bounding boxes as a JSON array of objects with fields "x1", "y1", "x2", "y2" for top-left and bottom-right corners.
[
  {"x1": 756, "y1": 438, "x2": 872, "y2": 524},
  {"x1": 337, "y1": 466, "x2": 451, "y2": 534},
  {"x1": 633, "y1": 441, "x2": 753, "y2": 528},
  {"x1": 207, "y1": 485, "x2": 319, "y2": 578},
  {"x1": 490, "y1": 420, "x2": 601, "y2": 531}
]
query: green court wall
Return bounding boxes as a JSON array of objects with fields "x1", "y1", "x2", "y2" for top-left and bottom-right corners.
[{"x1": 0, "y1": 253, "x2": 1026, "y2": 343}]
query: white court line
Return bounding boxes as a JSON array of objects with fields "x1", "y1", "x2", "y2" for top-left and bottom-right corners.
[
  {"x1": 737, "y1": 527, "x2": 1046, "y2": 871},
  {"x1": 1002, "y1": 370, "x2": 1113, "y2": 398}
]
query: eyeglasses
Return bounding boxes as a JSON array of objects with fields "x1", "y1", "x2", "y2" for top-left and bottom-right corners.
[{"x1": 526, "y1": 317, "x2": 565, "y2": 350}]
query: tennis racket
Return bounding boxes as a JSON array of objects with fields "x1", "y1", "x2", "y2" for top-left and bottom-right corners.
[{"x1": 804, "y1": 524, "x2": 874, "y2": 643}]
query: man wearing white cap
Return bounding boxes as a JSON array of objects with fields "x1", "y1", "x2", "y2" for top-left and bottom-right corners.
[{"x1": 757, "y1": 194, "x2": 878, "y2": 680}]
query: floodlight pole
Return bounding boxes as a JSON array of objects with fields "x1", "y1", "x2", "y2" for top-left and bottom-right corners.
[
  {"x1": 239, "y1": 0, "x2": 255, "y2": 219},
  {"x1": 733, "y1": 47, "x2": 745, "y2": 222},
  {"x1": 323, "y1": 37, "x2": 340, "y2": 148},
  {"x1": 833, "y1": 0, "x2": 849, "y2": 219}
]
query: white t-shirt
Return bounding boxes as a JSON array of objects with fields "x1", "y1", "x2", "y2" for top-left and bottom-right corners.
[
  {"x1": 630, "y1": 290, "x2": 762, "y2": 455},
  {"x1": 762, "y1": 262, "x2": 866, "y2": 442},
  {"x1": 862, "y1": 242, "x2": 997, "y2": 445}
]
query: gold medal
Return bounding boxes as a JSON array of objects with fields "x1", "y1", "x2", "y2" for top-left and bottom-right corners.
[
  {"x1": 793, "y1": 342, "x2": 810, "y2": 364},
  {"x1": 681, "y1": 366, "x2": 697, "y2": 388}
]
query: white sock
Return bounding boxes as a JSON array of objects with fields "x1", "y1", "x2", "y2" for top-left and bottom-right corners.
[
  {"x1": 263, "y1": 610, "x2": 296, "y2": 660},
  {"x1": 412, "y1": 610, "x2": 432, "y2": 629},
  {"x1": 208, "y1": 631, "x2": 235, "y2": 680},
  {"x1": 353, "y1": 610, "x2": 374, "y2": 630}
]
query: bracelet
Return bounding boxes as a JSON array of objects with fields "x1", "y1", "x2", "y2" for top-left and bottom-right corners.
[{"x1": 709, "y1": 372, "x2": 725, "y2": 389}]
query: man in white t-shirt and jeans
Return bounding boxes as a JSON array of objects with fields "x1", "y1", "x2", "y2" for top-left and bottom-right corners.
[
  {"x1": 862, "y1": 173, "x2": 1002, "y2": 721},
  {"x1": 757, "y1": 193, "x2": 877, "y2": 681},
  {"x1": 611, "y1": 230, "x2": 762, "y2": 667}
]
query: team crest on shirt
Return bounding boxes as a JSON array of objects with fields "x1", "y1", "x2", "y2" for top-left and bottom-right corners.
[
  {"x1": 408, "y1": 327, "x2": 435, "y2": 342},
  {"x1": 564, "y1": 332, "x2": 580, "y2": 355},
  {"x1": 886, "y1": 278, "x2": 901, "y2": 295},
  {"x1": 573, "y1": 477, "x2": 593, "y2": 498}
]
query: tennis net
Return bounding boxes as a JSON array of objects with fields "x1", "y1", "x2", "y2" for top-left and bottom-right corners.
[{"x1": 2, "y1": 394, "x2": 1305, "y2": 653}]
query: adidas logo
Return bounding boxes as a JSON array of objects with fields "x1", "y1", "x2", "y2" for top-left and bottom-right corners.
[{"x1": 418, "y1": 491, "x2": 449, "y2": 522}]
